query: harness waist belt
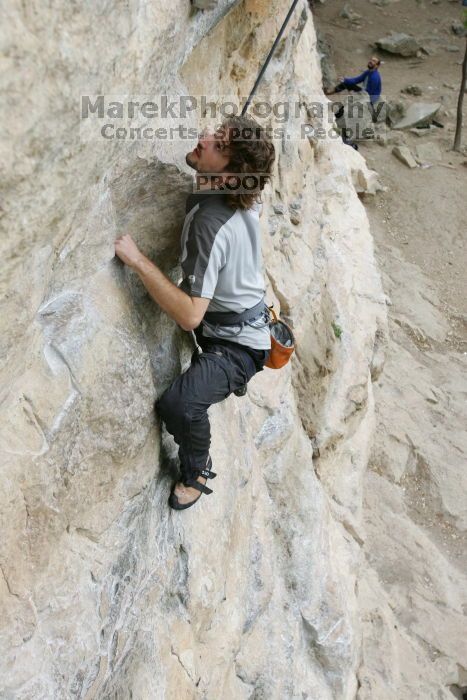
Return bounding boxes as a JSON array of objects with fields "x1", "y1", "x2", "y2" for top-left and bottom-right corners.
[{"x1": 203, "y1": 298, "x2": 267, "y2": 326}]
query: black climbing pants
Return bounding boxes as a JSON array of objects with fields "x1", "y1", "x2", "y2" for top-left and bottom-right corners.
[
  {"x1": 155, "y1": 335, "x2": 270, "y2": 481},
  {"x1": 333, "y1": 82, "x2": 363, "y2": 121},
  {"x1": 333, "y1": 83, "x2": 381, "y2": 123}
]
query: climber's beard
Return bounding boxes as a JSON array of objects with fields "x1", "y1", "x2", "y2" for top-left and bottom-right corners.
[
  {"x1": 186, "y1": 149, "x2": 199, "y2": 170},
  {"x1": 186, "y1": 148, "x2": 229, "y2": 190},
  {"x1": 185, "y1": 149, "x2": 223, "y2": 177},
  {"x1": 186, "y1": 142, "x2": 207, "y2": 171}
]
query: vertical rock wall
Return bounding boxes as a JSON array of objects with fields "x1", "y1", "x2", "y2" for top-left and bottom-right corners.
[{"x1": 0, "y1": 1, "x2": 387, "y2": 698}]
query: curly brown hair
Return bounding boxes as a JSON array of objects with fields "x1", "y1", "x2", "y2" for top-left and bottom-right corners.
[{"x1": 218, "y1": 115, "x2": 276, "y2": 211}]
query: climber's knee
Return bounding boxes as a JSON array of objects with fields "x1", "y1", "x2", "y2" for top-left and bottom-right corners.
[
  {"x1": 155, "y1": 388, "x2": 173, "y2": 422},
  {"x1": 156, "y1": 386, "x2": 188, "y2": 426}
]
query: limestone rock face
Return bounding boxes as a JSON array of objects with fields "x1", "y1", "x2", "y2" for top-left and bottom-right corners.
[
  {"x1": 316, "y1": 30, "x2": 337, "y2": 93},
  {"x1": 1, "y1": 2, "x2": 387, "y2": 699},
  {"x1": 359, "y1": 245, "x2": 467, "y2": 700}
]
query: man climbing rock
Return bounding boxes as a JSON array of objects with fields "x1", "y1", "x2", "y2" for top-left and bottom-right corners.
[{"x1": 114, "y1": 115, "x2": 275, "y2": 510}]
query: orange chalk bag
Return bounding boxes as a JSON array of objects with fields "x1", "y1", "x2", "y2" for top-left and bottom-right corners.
[{"x1": 264, "y1": 305, "x2": 295, "y2": 369}]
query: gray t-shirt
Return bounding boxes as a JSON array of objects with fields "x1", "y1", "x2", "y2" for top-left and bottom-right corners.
[{"x1": 178, "y1": 189, "x2": 271, "y2": 350}]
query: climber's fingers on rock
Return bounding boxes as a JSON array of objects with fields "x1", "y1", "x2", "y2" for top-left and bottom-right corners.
[{"x1": 114, "y1": 233, "x2": 141, "y2": 267}]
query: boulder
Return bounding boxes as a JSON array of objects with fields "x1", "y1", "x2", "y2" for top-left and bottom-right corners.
[
  {"x1": 385, "y1": 99, "x2": 407, "y2": 126},
  {"x1": 375, "y1": 32, "x2": 421, "y2": 57},
  {"x1": 451, "y1": 20, "x2": 466, "y2": 37},
  {"x1": 401, "y1": 85, "x2": 423, "y2": 96},
  {"x1": 392, "y1": 145, "x2": 418, "y2": 168},
  {"x1": 392, "y1": 102, "x2": 441, "y2": 129},
  {"x1": 413, "y1": 141, "x2": 443, "y2": 164},
  {"x1": 340, "y1": 3, "x2": 362, "y2": 20}
]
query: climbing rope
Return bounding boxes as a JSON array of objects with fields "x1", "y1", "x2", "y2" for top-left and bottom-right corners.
[{"x1": 241, "y1": 0, "x2": 302, "y2": 116}]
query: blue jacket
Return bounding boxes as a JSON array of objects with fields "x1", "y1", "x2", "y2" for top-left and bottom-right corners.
[{"x1": 344, "y1": 69, "x2": 381, "y2": 103}]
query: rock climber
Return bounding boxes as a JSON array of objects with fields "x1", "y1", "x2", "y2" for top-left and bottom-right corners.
[{"x1": 114, "y1": 115, "x2": 275, "y2": 510}]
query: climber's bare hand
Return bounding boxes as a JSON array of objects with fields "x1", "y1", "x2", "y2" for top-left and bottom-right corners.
[{"x1": 114, "y1": 234, "x2": 143, "y2": 269}]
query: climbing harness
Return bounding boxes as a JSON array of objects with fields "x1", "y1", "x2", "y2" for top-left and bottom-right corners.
[
  {"x1": 189, "y1": 298, "x2": 270, "y2": 358},
  {"x1": 191, "y1": 298, "x2": 295, "y2": 371},
  {"x1": 201, "y1": 297, "x2": 270, "y2": 337},
  {"x1": 201, "y1": 299, "x2": 296, "y2": 368}
]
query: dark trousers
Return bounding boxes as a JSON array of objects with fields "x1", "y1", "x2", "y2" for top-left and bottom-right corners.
[
  {"x1": 333, "y1": 83, "x2": 380, "y2": 123},
  {"x1": 155, "y1": 334, "x2": 269, "y2": 481}
]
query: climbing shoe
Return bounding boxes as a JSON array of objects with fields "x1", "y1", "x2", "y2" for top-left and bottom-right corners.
[{"x1": 168, "y1": 456, "x2": 217, "y2": 510}]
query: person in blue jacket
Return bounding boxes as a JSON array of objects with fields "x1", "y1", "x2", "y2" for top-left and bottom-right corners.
[{"x1": 328, "y1": 55, "x2": 382, "y2": 122}]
